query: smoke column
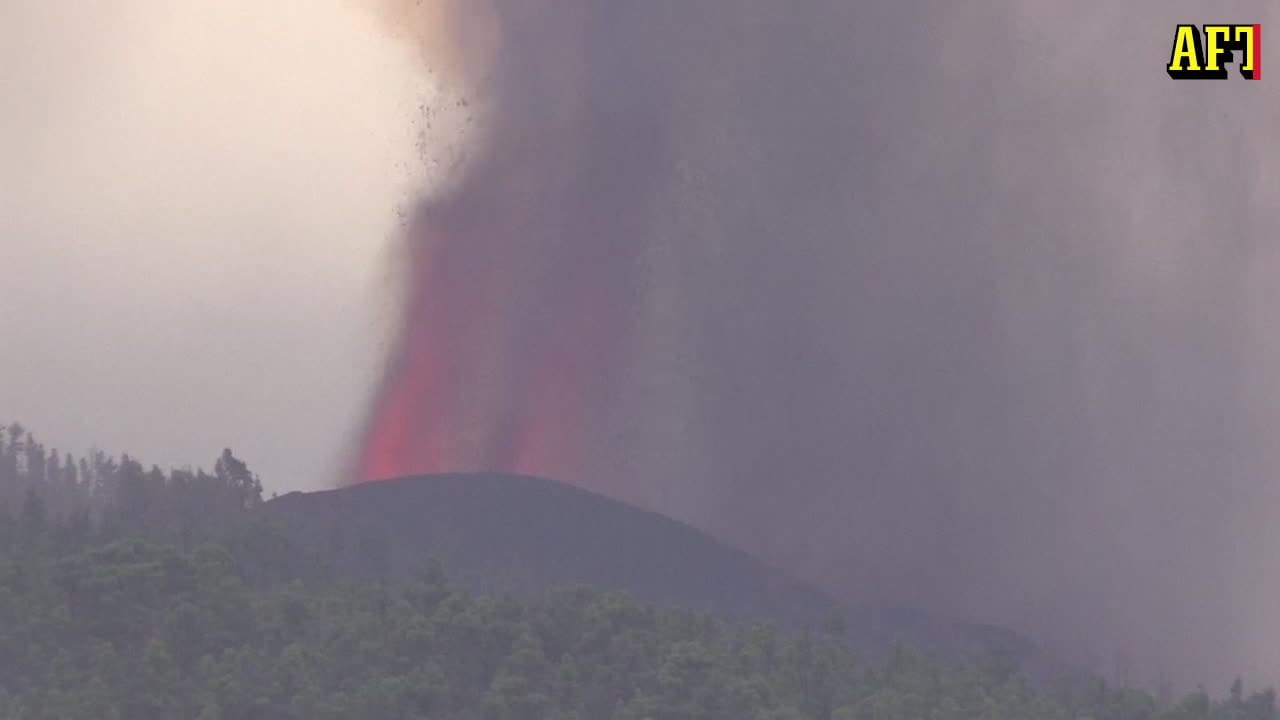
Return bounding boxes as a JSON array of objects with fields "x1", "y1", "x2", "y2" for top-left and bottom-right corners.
[{"x1": 354, "y1": 0, "x2": 1280, "y2": 687}]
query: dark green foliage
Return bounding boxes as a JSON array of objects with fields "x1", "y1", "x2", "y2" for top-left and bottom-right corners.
[
  {"x1": 0, "y1": 422, "x2": 1273, "y2": 718},
  {"x1": 0, "y1": 537, "x2": 1273, "y2": 719}
]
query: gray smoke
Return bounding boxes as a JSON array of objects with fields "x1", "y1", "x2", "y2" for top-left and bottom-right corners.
[{"x1": 376, "y1": 0, "x2": 1279, "y2": 687}]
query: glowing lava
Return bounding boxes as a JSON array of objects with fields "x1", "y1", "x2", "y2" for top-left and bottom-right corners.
[{"x1": 354, "y1": 201, "x2": 624, "y2": 484}]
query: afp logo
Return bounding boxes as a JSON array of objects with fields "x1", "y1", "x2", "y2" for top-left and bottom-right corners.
[{"x1": 1167, "y1": 24, "x2": 1262, "y2": 79}]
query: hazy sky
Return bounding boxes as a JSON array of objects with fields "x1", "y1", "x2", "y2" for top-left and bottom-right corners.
[{"x1": 2, "y1": 0, "x2": 434, "y2": 490}]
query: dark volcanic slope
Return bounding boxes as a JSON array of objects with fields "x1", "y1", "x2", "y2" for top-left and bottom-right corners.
[
  {"x1": 268, "y1": 473, "x2": 835, "y2": 624},
  {"x1": 265, "y1": 474, "x2": 1043, "y2": 666}
]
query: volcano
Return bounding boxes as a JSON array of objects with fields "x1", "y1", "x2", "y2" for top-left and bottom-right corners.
[{"x1": 265, "y1": 473, "x2": 1048, "y2": 669}]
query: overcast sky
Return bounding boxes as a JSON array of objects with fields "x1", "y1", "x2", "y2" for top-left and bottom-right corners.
[{"x1": 2, "y1": 0, "x2": 436, "y2": 491}]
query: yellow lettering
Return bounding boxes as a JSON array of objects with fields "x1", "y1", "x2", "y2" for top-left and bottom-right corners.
[
  {"x1": 1204, "y1": 26, "x2": 1231, "y2": 71},
  {"x1": 1234, "y1": 25, "x2": 1256, "y2": 72},
  {"x1": 1168, "y1": 25, "x2": 1203, "y2": 73}
]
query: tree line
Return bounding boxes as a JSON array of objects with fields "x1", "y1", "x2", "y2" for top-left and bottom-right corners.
[
  {"x1": 0, "y1": 421, "x2": 1274, "y2": 719},
  {"x1": 0, "y1": 423, "x2": 262, "y2": 543}
]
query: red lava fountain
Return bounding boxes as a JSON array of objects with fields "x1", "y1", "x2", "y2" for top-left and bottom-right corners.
[
  {"x1": 355, "y1": 198, "x2": 627, "y2": 485},
  {"x1": 351, "y1": 0, "x2": 653, "y2": 487},
  {"x1": 356, "y1": 219, "x2": 460, "y2": 482}
]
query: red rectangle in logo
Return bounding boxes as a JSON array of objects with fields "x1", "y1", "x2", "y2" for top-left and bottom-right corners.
[{"x1": 1254, "y1": 24, "x2": 1262, "y2": 80}]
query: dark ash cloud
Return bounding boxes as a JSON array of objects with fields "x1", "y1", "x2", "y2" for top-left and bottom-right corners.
[{"x1": 360, "y1": 0, "x2": 1280, "y2": 687}]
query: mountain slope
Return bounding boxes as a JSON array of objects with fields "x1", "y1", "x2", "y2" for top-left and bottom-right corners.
[
  {"x1": 268, "y1": 473, "x2": 835, "y2": 622},
  {"x1": 265, "y1": 473, "x2": 1045, "y2": 668}
]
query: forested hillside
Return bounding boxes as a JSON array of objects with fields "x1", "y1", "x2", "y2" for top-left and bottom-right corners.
[{"x1": 0, "y1": 422, "x2": 1274, "y2": 719}]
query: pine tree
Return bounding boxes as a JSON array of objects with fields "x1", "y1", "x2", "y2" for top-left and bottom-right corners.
[{"x1": 214, "y1": 449, "x2": 262, "y2": 511}]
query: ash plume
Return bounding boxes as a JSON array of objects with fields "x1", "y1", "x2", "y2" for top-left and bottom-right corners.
[{"x1": 355, "y1": 0, "x2": 1280, "y2": 687}]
